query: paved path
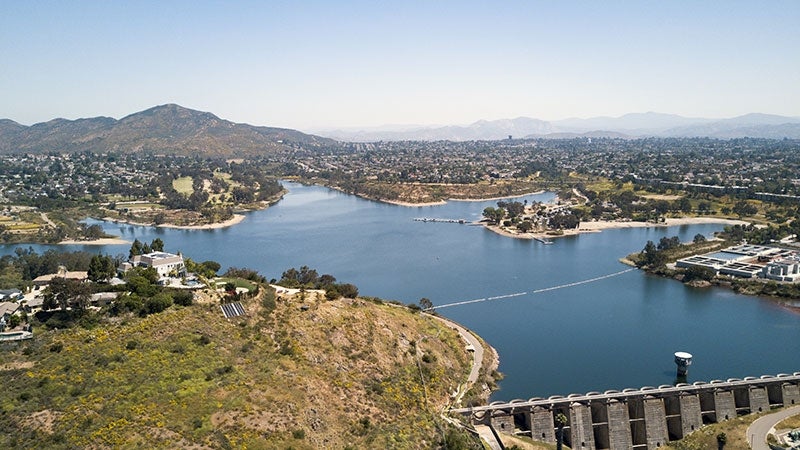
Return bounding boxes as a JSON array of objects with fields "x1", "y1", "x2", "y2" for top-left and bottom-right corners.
[
  {"x1": 474, "y1": 425, "x2": 503, "y2": 450},
  {"x1": 746, "y1": 405, "x2": 800, "y2": 450},
  {"x1": 40, "y1": 212, "x2": 56, "y2": 228},
  {"x1": 426, "y1": 313, "x2": 503, "y2": 450},
  {"x1": 427, "y1": 314, "x2": 484, "y2": 389}
]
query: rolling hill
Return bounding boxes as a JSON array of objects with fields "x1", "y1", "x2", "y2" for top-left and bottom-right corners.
[{"x1": 0, "y1": 104, "x2": 338, "y2": 157}]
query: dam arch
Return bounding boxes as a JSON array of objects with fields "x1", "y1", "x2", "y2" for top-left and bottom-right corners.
[{"x1": 453, "y1": 372, "x2": 800, "y2": 450}]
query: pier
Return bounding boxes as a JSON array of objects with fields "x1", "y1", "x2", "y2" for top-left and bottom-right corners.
[{"x1": 413, "y1": 217, "x2": 467, "y2": 224}]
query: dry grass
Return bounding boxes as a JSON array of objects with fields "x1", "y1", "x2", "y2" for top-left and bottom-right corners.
[
  {"x1": 663, "y1": 410, "x2": 772, "y2": 450},
  {"x1": 172, "y1": 176, "x2": 194, "y2": 195},
  {"x1": 499, "y1": 433, "x2": 558, "y2": 449},
  {"x1": 0, "y1": 289, "x2": 479, "y2": 449}
]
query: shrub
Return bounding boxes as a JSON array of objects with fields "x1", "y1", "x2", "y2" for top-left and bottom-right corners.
[
  {"x1": 171, "y1": 290, "x2": 194, "y2": 306},
  {"x1": 143, "y1": 293, "x2": 173, "y2": 315},
  {"x1": 683, "y1": 266, "x2": 716, "y2": 282}
]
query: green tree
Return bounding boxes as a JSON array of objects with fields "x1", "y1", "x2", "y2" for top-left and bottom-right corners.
[
  {"x1": 150, "y1": 238, "x2": 165, "y2": 252},
  {"x1": 144, "y1": 292, "x2": 173, "y2": 315},
  {"x1": 732, "y1": 200, "x2": 758, "y2": 217},
  {"x1": 87, "y1": 254, "x2": 115, "y2": 282},
  {"x1": 678, "y1": 197, "x2": 692, "y2": 213},
  {"x1": 129, "y1": 239, "x2": 144, "y2": 259},
  {"x1": 716, "y1": 432, "x2": 727, "y2": 450},
  {"x1": 482, "y1": 207, "x2": 505, "y2": 225},
  {"x1": 555, "y1": 413, "x2": 568, "y2": 450},
  {"x1": 683, "y1": 266, "x2": 716, "y2": 282},
  {"x1": 418, "y1": 297, "x2": 434, "y2": 311},
  {"x1": 657, "y1": 236, "x2": 681, "y2": 251},
  {"x1": 498, "y1": 200, "x2": 524, "y2": 218},
  {"x1": 201, "y1": 260, "x2": 220, "y2": 276},
  {"x1": 43, "y1": 278, "x2": 92, "y2": 312},
  {"x1": 639, "y1": 240, "x2": 665, "y2": 268},
  {"x1": 693, "y1": 233, "x2": 707, "y2": 244},
  {"x1": 337, "y1": 283, "x2": 359, "y2": 299}
]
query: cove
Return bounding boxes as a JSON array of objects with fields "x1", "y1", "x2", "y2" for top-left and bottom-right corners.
[{"x1": 3, "y1": 181, "x2": 799, "y2": 400}]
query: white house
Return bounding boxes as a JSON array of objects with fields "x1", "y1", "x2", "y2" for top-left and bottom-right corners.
[{"x1": 123, "y1": 252, "x2": 186, "y2": 278}]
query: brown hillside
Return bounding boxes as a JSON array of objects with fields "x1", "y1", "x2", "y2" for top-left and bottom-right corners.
[{"x1": 0, "y1": 288, "x2": 482, "y2": 449}]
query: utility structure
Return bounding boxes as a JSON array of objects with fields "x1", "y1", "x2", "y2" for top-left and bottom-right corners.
[{"x1": 675, "y1": 352, "x2": 693, "y2": 377}]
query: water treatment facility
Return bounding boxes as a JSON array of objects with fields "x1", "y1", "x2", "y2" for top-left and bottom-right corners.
[{"x1": 676, "y1": 244, "x2": 800, "y2": 282}]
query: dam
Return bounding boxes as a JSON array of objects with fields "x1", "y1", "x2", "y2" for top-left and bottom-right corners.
[{"x1": 452, "y1": 372, "x2": 800, "y2": 449}]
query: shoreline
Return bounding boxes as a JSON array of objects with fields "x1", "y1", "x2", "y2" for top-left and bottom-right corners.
[
  {"x1": 58, "y1": 237, "x2": 131, "y2": 245},
  {"x1": 378, "y1": 198, "x2": 448, "y2": 207},
  {"x1": 426, "y1": 312, "x2": 500, "y2": 404},
  {"x1": 158, "y1": 213, "x2": 246, "y2": 230},
  {"x1": 102, "y1": 213, "x2": 247, "y2": 230},
  {"x1": 377, "y1": 190, "x2": 548, "y2": 207},
  {"x1": 483, "y1": 217, "x2": 750, "y2": 240},
  {"x1": 311, "y1": 180, "x2": 547, "y2": 208},
  {"x1": 447, "y1": 190, "x2": 546, "y2": 203}
]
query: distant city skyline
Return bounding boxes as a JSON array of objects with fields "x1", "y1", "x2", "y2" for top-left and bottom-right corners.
[{"x1": 2, "y1": 1, "x2": 798, "y2": 130}]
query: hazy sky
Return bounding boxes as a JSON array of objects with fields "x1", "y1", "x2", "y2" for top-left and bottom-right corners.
[{"x1": 2, "y1": 1, "x2": 799, "y2": 130}]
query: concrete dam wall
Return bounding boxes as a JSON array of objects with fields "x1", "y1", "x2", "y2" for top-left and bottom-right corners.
[{"x1": 451, "y1": 372, "x2": 800, "y2": 449}]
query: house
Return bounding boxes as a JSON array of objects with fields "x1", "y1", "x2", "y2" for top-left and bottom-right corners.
[
  {"x1": 32, "y1": 266, "x2": 89, "y2": 289},
  {"x1": 23, "y1": 296, "x2": 44, "y2": 314},
  {"x1": 90, "y1": 292, "x2": 119, "y2": 306},
  {"x1": 0, "y1": 289, "x2": 23, "y2": 301},
  {"x1": 0, "y1": 302, "x2": 19, "y2": 318},
  {"x1": 122, "y1": 251, "x2": 186, "y2": 278}
]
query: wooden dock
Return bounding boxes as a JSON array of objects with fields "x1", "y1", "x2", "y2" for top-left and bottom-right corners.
[{"x1": 413, "y1": 217, "x2": 467, "y2": 224}]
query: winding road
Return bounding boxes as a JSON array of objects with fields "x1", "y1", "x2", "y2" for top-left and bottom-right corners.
[
  {"x1": 746, "y1": 405, "x2": 800, "y2": 450},
  {"x1": 427, "y1": 313, "x2": 485, "y2": 391}
]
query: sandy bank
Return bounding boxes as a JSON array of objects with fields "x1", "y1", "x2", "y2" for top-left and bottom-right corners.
[
  {"x1": 484, "y1": 217, "x2": 749, "y2": 240},
  {"x1": 577, "y1": 217, "x2": 749, "y2": 231},
  {"x1": 162, "y1": 214, "x2": 246, "y2": 230},
  {"x1": 375, "y1": 190, "x2": 546, "y2": 207},
  {"x1": 379, "y1": 199, "x2": 448, "y2": 207},
  {"x1": 58, "y1": 237, "x2": 131, "y2": 245},
  {"x1": 103, "y1": 213, "x2": 246, "y2": 230},
  {"x1": 448, "y1": 191, "x2": 546, "y2": 203}
]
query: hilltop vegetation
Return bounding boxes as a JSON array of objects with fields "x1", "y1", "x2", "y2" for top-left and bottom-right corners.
[
  {"x1": 0, "y1": 261, "x2": 484, "y2": 449},
  {"x1": 0, "y1": 104, "x2": 338, "y2": 157}
]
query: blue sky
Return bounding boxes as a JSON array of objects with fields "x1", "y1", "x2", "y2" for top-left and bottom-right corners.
[{"x1": 2, "y1": 1, "x2": 798, "y2": 130}]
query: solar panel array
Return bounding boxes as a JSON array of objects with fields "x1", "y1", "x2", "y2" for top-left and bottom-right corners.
[{"x1": 220, "y1": 302, "x2": 246, "y2": 318}]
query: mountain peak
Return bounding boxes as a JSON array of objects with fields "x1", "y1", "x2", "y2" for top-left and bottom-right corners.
[{"x1": 0, "y1": 105, "x2": 335, "y2": 156}]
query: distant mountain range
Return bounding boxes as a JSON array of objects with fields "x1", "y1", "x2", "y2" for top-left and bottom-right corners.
[
  {"x1": 0, "y1": 104, "x2": 335, "y2": 156},
  {"x1": 315, "y1": 112, "x2": 800, "y2": 141},
  {"x1": 2, "y1": 106, "x2": 799, "y2": 156}
]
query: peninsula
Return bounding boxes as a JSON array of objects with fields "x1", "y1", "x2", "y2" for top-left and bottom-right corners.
[{"x1": 0, "y1": 246, "x2": 498, "y2": 448}]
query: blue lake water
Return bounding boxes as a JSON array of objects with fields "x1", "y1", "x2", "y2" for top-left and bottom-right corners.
[{"x1": 3, "y1": 181, "x2": 799, "y2": 399}]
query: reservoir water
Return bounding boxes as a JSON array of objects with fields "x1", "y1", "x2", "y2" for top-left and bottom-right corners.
[{"x1": 3, "y1": 182, "x2": 799, "y2": 399}]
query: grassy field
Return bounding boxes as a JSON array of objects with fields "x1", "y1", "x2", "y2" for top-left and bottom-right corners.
[
  {"x1": 214, "y1": 277, "x2": 256, "y2": 292},
  {"x1": 172, "y1": 176, "x2": 194, "y2": 195}
]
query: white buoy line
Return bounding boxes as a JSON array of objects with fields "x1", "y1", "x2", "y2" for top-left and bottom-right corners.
[{"x1": 429, "y1": 268, "x2": 636, "y2": 311}]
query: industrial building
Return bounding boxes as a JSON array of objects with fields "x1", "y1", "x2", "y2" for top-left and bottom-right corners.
[{"x1": 676, "y1": 244, "x2": 800, "y2": 282}]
